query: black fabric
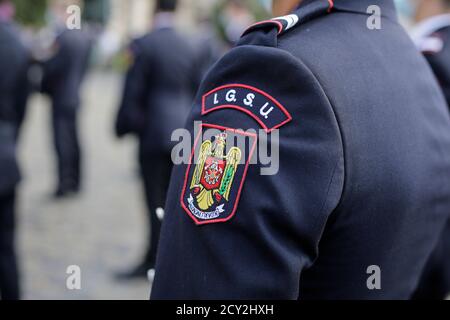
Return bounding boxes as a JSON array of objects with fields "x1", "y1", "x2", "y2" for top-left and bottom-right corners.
[
  {"x1": 413, "y1": 221, "x2": 450, "y2": 300},
  {"x1": 0, "y1": 191, "x2": 19, "y2": 300},
  {"x1": 140, "y1": 153, "x2": 173, "y2": 265},
  {"x1": 331, "y1": 0, "x2": 397, "y2": 20},
  {"x1": 116, "y1": 26, "x2": 201, "y2": 265},
  {"x1": 42, "y1": 29, "x2": 91, "y2": 191},
  {"x1": 0, "y1": 22, "x2": 28, "y2": 195},
  {"x1": 283, "y1": 4, "x2": 450, "y2": 300},
  {"x1": 42, "y1": 29, "x2": 92, "y2": 108},
  {"x1": 52, "y1": 105, "x2": 81, "y2": 191},
  {"x1": 424, "y1": 26, "x2": 450, "y2": 111},
  {"x1": 115, "y1": 27, "x2": 201, "y2": 156},
  {"x1": 151, "y1": 0, "x2": 450, "y2": 300},
  {"x1": 0, "y1": 121, "x2": 19, "y2": 195}
]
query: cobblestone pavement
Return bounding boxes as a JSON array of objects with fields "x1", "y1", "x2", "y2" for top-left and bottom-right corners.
[{"x1": 17, "y1": 71, "x2": 151, "y2": 300}]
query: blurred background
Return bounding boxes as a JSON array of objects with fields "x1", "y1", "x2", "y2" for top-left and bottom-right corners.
[
  {"x1": 6, "y1": 0, "x2": 270, "y2": 300},
  {"x1": 0, "y1": 0, "x2": 445, "y2": 300}
]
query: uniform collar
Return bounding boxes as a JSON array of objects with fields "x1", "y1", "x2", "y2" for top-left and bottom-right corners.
[
  {"x1": 297, "y1": 0, "x2": 398, "y2": 21},
  {"x1": 411, "y1": 14, "x2": 450, "y2": 43},
  {"x1": 241, "y1": 0, "x2": 398, "y2": 45}
]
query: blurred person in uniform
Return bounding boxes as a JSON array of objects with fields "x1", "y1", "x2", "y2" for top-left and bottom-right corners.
[
  {"x1": 151, "y1": 0, "x2": 450, "y2": 299},
  {"x1": 115, "y1": 0, "x2": 200, "y2": 279},
  {"x1": 41, "y1": 0, "x2": 92, "y2": 198},
  {"x1": 412, "y1": 0, "x2": 450, "y2": 104},
  {"x1": 410, "y1": 0, "x2": 450, "y2": 300},
  {"x1": 0, "y1": 0, "x2": 30, "y2": 300}
]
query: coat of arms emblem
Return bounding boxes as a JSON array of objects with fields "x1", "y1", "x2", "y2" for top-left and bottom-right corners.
[
  {"x1": 190, "y1": 132, "x2": 241, "y2": 211},
  {"x1": 181, "y1": 124, "x2": 257, "y2": 225}
]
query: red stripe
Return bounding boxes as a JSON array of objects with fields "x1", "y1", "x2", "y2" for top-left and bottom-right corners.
[{"x1": 327, "y1": 0, "x2": 334, "y2": 13}]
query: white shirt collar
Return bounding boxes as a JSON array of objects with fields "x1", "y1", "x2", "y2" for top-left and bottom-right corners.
[{"x1": 411, "y1": 14, "x2": 450, "y2": 46}]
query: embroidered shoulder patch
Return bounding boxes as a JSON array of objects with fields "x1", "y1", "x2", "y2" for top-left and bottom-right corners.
[
  {"x1": 202, "y1": 84, "x2": 292, "y2": 133},
  {"x1": 181, "y1": 124, "x2": 257, "y2": 225}
]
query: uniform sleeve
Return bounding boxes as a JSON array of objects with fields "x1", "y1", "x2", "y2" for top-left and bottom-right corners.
[
  {"x1": 115, "y1": 43, "x2": 151, "y2": 137},
  {"x1": 424, "y1": 51, "x2": 450, "y2": 107},
  {"x1": 151, "y1": 44, "x2": 345, "y2": 299},
  {"x1": 13, "y1": 52, "x2": 31, "y2": 138}
]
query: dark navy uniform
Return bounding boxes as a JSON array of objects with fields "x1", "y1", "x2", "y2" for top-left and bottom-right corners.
[
  {"x1": 0, "y1": 20, "x2": 29, "y2": 300},
  {"x1": 151, "y1": 0, "x2": 450, "y2": 299},
  {"x1": 413, "y1": 15, "x2": 450, "y2": 106},
  {"x1": 41, "y1": 29, "x2": 92, "y2": 195},
  {"x1": 116, "y1": 25, "x2": 200, "y2": 272},
  {"x1": 411, "y1": 15, "x2": 450, "y2": 300}
]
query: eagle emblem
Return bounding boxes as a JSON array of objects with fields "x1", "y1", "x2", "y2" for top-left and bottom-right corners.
[{"x1": 181, "y1": 124, "x2": 257, "y2": 225}]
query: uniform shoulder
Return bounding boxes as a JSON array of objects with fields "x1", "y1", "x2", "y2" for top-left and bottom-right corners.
[
  {"x1": 130, "y1": 33, "x2": 152, "y2": 47},
  {"x1": 0, "y1": 22, "x2": 28, "y2": 59},
  {"x1": 127, "y1": 33, "x2": 154, "y2": 57},
  {"x1": 130, "y1": 30, "x2": 173, "y2": 53}
]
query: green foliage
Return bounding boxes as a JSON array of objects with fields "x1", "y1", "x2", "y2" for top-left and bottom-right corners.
[
  {"x1": 246, "y1": 0, "x2": 271, "y2": 21},
  {"x1": 12, "y1": 0, "x2": 47, "y2": 27},
  {"x1": 219, "y1": 166, "x2": 234, "y2": 196},
  {"x1": 83, "y1": 0, "x2": 110, "y2": 25}
]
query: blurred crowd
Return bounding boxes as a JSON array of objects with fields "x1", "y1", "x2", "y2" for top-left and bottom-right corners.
[{"x1": 0, "y1": 0, "x2": 449, "y2": 300}]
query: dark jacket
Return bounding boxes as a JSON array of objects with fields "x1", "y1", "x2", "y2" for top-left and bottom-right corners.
[
  {"x1": 0, "y1": 21, "x2": 28, "y2": 194},
  {"x1": 41, "y1": 29, "x2": 92, "y2": 110},
  {"x1": 116, "y1": 27, "x2": 200, "y2": 157},
  {"x1": 411, "y1": 16, "x2": 450, "y2": 300},
  {"x1": 152, "y1": 0, "x2": 450, "y2": 299},
  {"x1": 420, "y1": 25, "x2": 450, "y2": 107}
]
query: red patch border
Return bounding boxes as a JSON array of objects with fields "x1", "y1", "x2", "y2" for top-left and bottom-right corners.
[
  {"x1": 201, "y1": 84, "x2": 292, "y2": 133},
  {"x1": 180, "y1": 123, "x2": 258, "y2": 226},
  {"x1": 243, "y1": 20, "x2": 284, "y2": 36}
]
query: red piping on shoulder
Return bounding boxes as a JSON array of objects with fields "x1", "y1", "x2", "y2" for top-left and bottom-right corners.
[
  {"x1": 244, "y1": 20, "x2": 284, "y2": 35},
  {"x1": 327, "y1": 0, "x2": 334, "y2": 13}
]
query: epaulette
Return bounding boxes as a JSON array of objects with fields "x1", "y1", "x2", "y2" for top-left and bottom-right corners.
[{"x1": 239, "y1": 0, "x2": 334, "y2": 47}]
